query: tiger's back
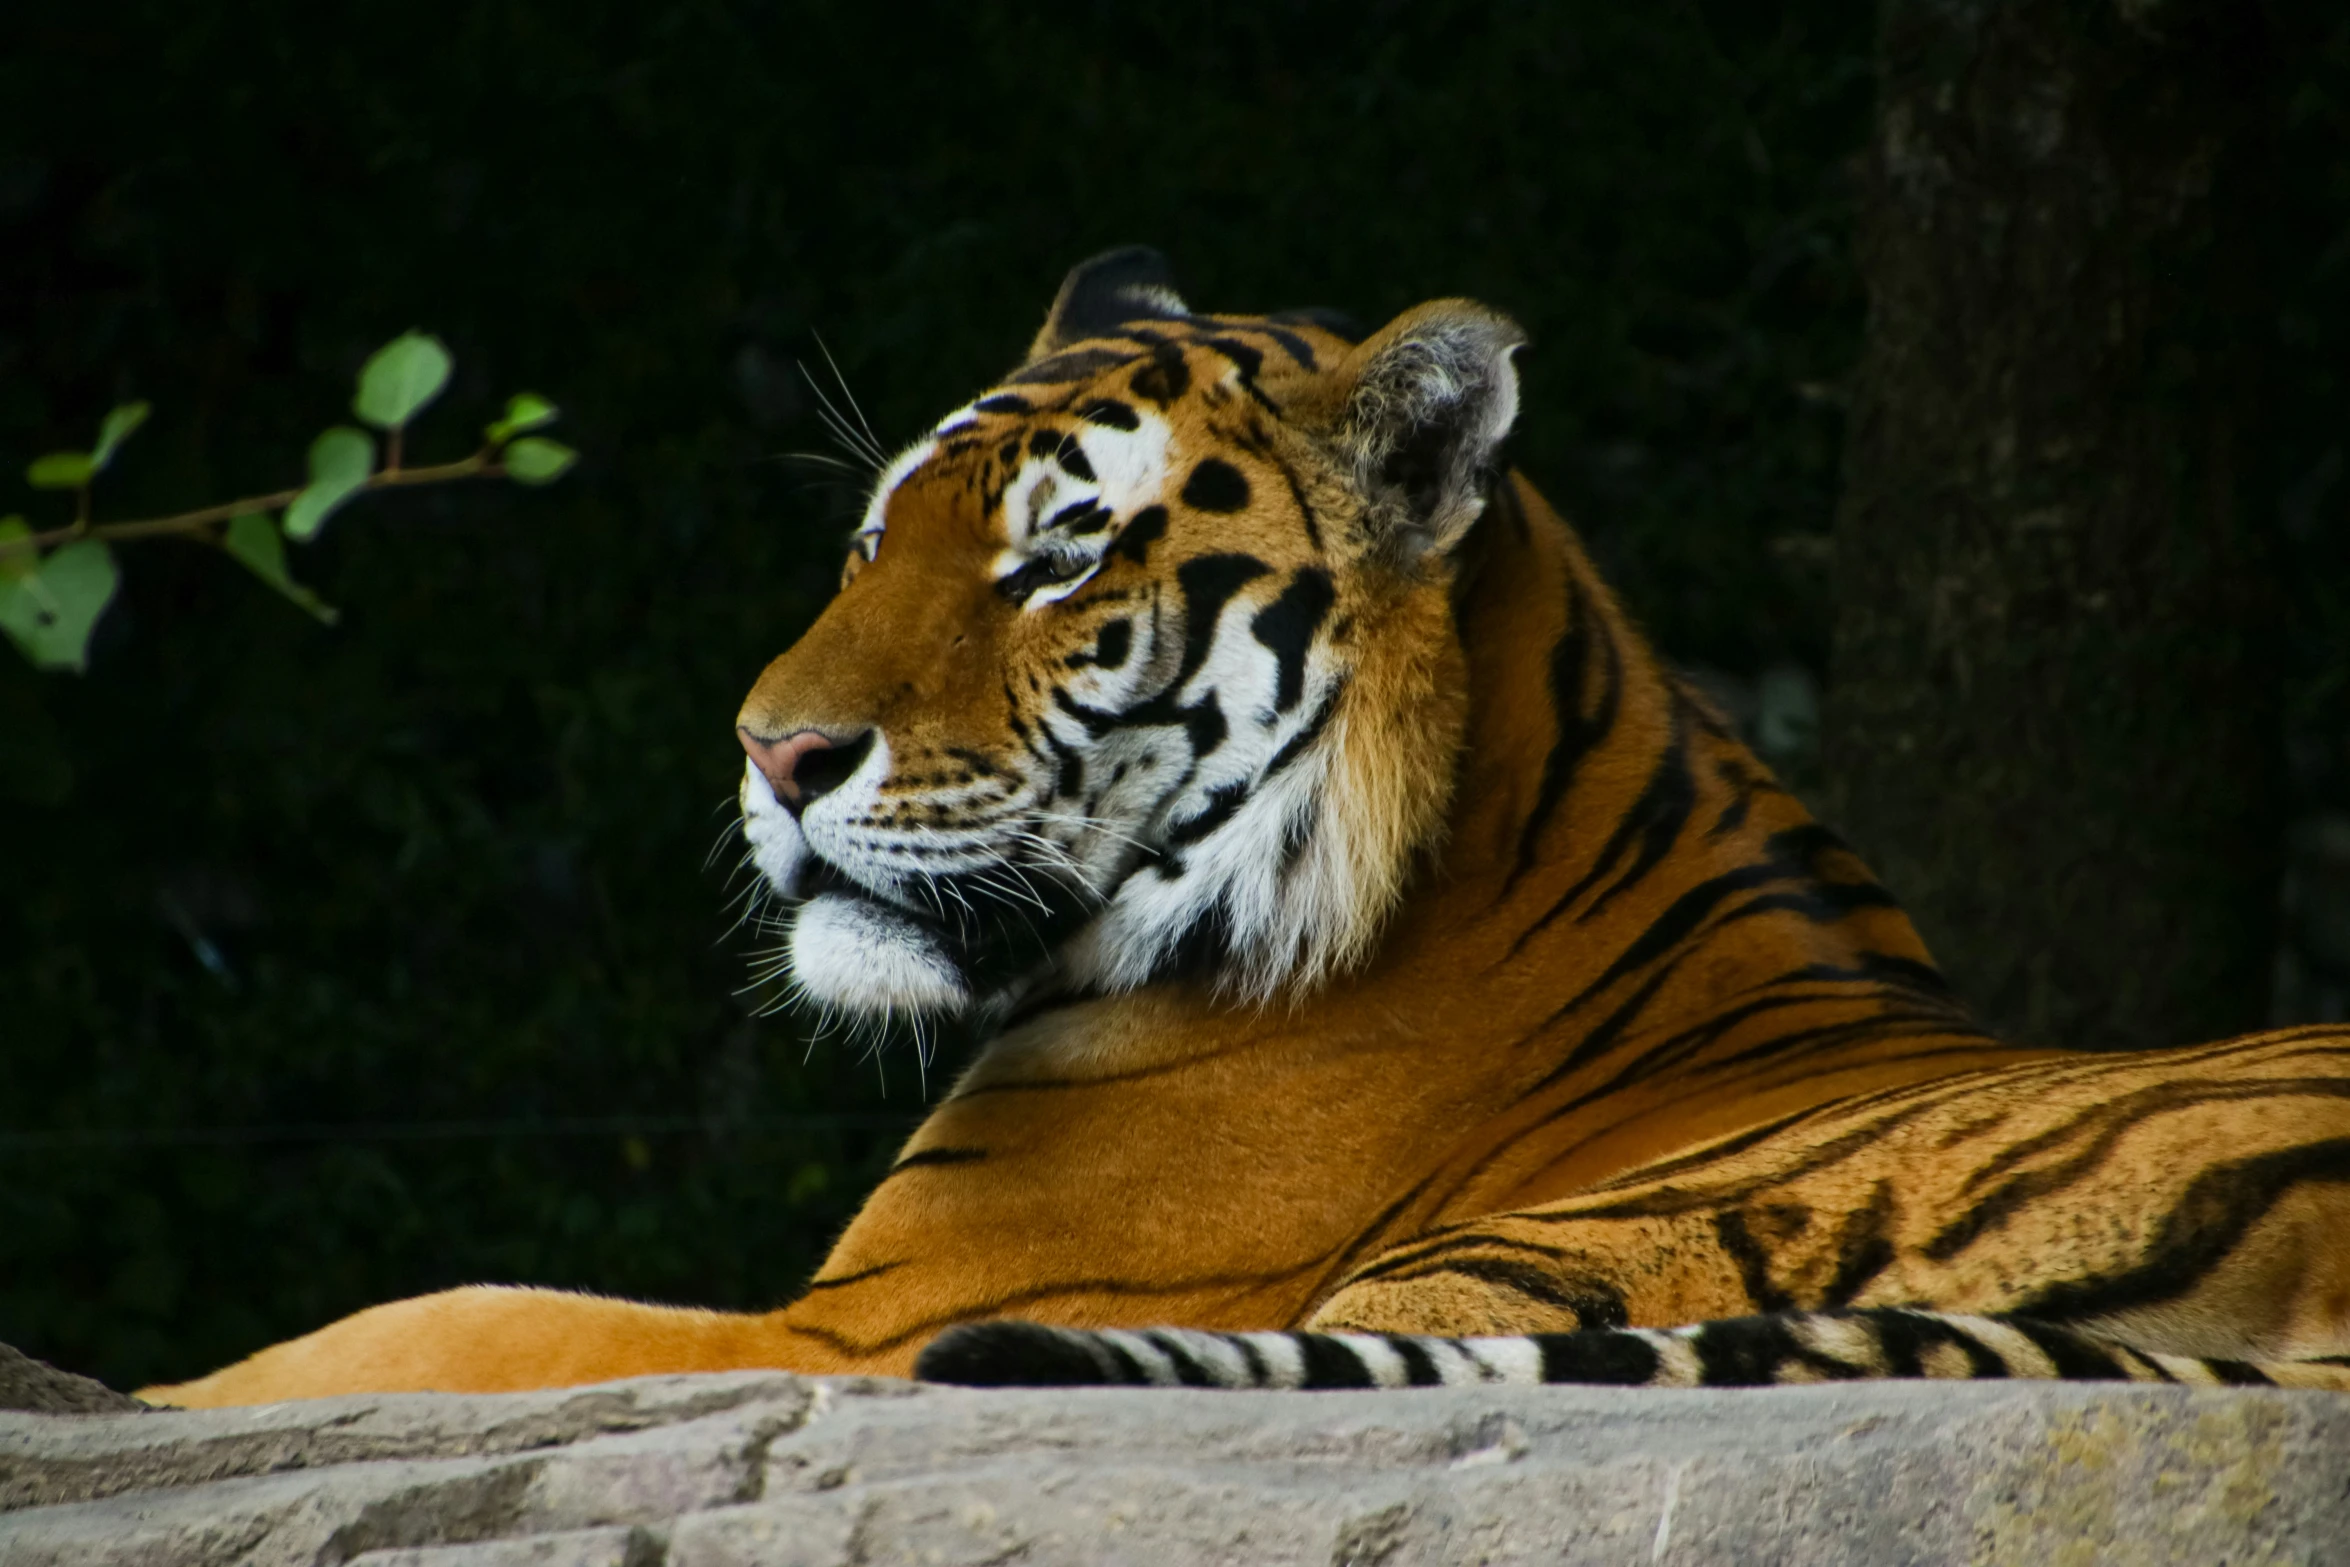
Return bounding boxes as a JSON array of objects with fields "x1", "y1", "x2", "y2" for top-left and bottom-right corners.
[{"x1": 145, "y1": 251, "x2": 2350, "y2": 1406}]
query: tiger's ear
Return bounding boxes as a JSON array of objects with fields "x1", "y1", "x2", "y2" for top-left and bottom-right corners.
[
  {"x1": 1316, "y1": 300, "x2": 1526, "y2": 562},
  {"x1": 1026, "y1": 247, "x2": 1191, "y2": 360}
]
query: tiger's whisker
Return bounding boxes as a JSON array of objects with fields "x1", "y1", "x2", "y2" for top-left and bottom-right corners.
[{"x1": 813, "y1": 331, "x2": 889, "y2": 465}]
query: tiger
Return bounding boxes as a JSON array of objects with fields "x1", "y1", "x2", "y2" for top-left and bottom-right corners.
[{"x1": 142, "y1": 248, "x2": 2350, "y2": 1408}]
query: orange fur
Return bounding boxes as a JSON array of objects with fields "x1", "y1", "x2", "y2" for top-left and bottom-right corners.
[{"x1": 146, "y1": 268, "x2": 2350, "y2": 1407}]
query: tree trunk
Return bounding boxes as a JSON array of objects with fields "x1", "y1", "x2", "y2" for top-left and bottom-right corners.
[{"x1": 1825, "y1": 0, "x2": 2281, "y2": 1050}]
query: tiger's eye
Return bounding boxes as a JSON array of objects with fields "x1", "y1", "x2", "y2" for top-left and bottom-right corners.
[{"x1": 999, "y1": 549, "x2": 1093, "y2": 601}]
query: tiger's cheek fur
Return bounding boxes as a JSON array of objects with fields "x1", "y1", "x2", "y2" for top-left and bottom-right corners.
[{"x1": 1319, "y1": 576, "x2": 1470, "y2": 960}]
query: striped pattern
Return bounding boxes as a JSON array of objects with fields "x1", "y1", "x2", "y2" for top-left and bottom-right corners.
[
  {"x1": 128, "y1": 258, "x2": 2350, "y2": 1411},
  {"x1": 1294, "y1": 1033, "x2": 2350, "y2": 1350},
  {"x1": 916, "y1": 1311, "x2": 2350, "y2": 1392},
  {"x1": 747, "y1": 267, "x2": 2350, "y2": 1391}
]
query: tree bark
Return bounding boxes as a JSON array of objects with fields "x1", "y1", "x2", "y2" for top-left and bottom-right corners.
[{"x1": 1826, "y1": 0, "x2": 2281, "y2": 1049}]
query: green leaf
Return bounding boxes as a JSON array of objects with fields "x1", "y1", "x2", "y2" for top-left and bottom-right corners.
[
  {"x1": 0, "y1": 539, "x2": 118, "y2": 672},
  {"x1": 503, "y1": 436, "x2": 577, "y2": 485},
  {"x1": 485, "y1": 392, "x2": 559, "y2": 445},
  {"x1": 26, "y1": 452, "x2": 95, "y2": 490},
  {"x1": 224, "y1": 513, "x2": 339, "y2": 624},
  {"x1": 283, "y1": 427, "x2": 375, "y2": 541},
  {"x1": 91, "y1": 401, "x2": 151, "y2": 471},
  {"x1": 0, "y1": 517, "x2": 32, "y2": 583},
  {"x1": 353, "y1": 332, "x2": 454, "y2": 431}
]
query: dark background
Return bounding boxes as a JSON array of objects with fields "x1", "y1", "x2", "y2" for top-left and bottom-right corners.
[{"x1": 2, "y1": 3, "x2": 2344, "y2": 1391}]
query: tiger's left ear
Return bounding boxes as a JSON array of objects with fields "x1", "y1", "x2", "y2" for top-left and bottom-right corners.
[
  {"x1": 1027, "y1": 247, "x2": 1192, "y2": 361},
  {"x1": 1314, "y1": 300, "x2": 1526, "y2": 562}
]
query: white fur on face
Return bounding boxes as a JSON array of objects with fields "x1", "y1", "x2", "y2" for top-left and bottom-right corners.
[
  {"x1": 789, "y1": 891, "x2": 971, "y2": 1014},
  {"x1": 739, "y1": 761, "x2": 812, "y2": 897},
  {"x1": 989, "y1": 413, "x2": 1174, "y2": 608},
  {"x1": 1054, "y1": 571, "x2": 1354, "y2": 999}
]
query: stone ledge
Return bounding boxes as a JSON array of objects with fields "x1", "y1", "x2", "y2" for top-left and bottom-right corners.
[
  {"x1": 0, "y1": 1345, "x2": 144, "y2": 1419},
  {"x1": 2, "y1": 1365, "x2": 2346, "y2": 1565}
]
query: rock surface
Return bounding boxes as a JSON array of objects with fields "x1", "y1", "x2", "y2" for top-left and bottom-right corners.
[
  {"x1": 3, "y1": 1368, "x2": 2348, "y2": 1565},
  {"x1": 0, "y1": 1347, "x2": 143, "y2": 1419}
]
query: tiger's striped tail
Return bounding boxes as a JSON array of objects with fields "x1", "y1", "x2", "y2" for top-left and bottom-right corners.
[{"x1": 914, "y1": 1308, "x2": 2350, "y2": 1392}]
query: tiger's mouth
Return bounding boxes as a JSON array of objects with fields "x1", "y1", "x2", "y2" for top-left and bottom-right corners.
[
  {"x1": 786, "y1": 858, "x2": 1106, "y2": 1020},
  {"x1": 742, "y1": 761, "x2": 1113, "y2": 1019}
]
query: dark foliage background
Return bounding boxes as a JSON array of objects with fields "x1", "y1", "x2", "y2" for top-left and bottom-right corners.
[{"x1": 0, "y1": 2, "x2": 2342, "y2": 1391}]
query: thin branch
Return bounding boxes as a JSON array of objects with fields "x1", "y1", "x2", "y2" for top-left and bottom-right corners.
[{"x1": 0, "y1": 451, "x2": 503, "y2": 559}]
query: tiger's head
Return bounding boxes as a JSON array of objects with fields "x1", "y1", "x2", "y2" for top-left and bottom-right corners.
[{"x1": 737, "y1": 249, "x2": 1524, "y2": 1021}]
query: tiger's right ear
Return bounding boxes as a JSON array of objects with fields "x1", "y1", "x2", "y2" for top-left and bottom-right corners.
[
  {"x1": 1307, "y1": 300, "x2": 1527, "y2": 564},
  {"x1": 1026, "y1": 247, "x2": 1191, "y2": 360}
]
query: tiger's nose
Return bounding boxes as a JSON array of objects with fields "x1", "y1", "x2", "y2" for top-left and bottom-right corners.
[{"x1": 739, "y1": 727, "x2": 875, "y2": 814}]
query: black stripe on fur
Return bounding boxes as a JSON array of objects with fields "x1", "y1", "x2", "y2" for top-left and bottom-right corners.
[{"x1": 916, "y1": 1322, "x2": 1119, "y2": 1386}]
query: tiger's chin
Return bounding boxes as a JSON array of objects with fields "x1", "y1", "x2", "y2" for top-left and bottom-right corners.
[{"x1": 787, "y1": 891, "x2": 973, "y2": 1018}]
